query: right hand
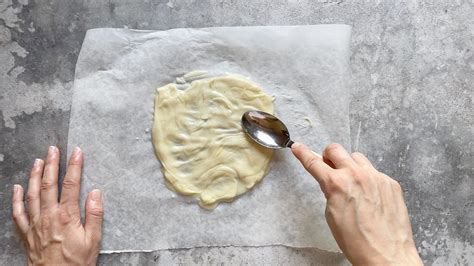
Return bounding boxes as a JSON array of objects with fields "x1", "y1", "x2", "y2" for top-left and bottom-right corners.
[{"x1": 291, "y1": 143, "x2": 422, "y2": 266}]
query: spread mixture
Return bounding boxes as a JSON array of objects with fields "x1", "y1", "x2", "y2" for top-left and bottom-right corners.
[{"x1": 152, "y1": 75, "x2": 274, "y2": 208}]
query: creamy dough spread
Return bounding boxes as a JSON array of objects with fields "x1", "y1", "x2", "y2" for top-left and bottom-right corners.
[{"x1": 152, "y1": 75, "x2": 274, "y2": 209}]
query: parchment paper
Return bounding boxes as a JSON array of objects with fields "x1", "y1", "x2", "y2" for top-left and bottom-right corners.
[{"x1": 68, "y1": 25, "x2": 352, "y2": 253}]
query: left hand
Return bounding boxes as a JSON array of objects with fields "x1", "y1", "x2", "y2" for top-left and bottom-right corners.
[{"x1": 12, "y1": 146, "x2": 103, "y2": 265}]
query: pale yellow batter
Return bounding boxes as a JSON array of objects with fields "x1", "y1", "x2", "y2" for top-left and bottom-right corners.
[{"x1": 152, "y1": 75, "x2": 274, "y2": 209}]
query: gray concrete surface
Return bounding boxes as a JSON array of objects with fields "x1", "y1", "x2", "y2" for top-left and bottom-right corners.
[{"x1": 1, "y1": 0, "x2": 472, "y2": 265}]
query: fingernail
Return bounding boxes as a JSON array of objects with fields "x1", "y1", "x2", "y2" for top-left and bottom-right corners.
[
  {"x1": 311, "y1": 151, "x2": 323, "y2": 158},
  {"x1": 48, "y1": 146, "x2": 57, "y2": 155},
  {"x1": 90, "y1": 189, "x2": 101, "y2": 202},
  {"x1": 13, "y1": 184, "x2": 19, "y2": 193},
  {"x1": 292, "y1": 142, "x2": 301, "y2": 148},
  {"x1": 34, "y1": 158, "x2": 41, "y2": 167},
  {"x1": 72, "y1": 147, "x2": 82, "y2": 159}
]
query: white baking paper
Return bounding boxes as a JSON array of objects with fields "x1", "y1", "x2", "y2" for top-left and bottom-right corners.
[{"x1": 68, "y1": 25, "x2": 351, "y2": 253}]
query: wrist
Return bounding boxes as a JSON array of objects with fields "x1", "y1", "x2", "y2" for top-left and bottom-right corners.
[
  {"x1": 398, "y1": 246, "x2": 423, "y2": 266},
  {"x1": 351, "y1": 245, "x2": 422, "y2": 266},
  {"x1": 378, "y1": 247, "x2": 422, "y2": 266}
]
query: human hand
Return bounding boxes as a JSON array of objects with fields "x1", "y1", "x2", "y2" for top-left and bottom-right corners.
[
  {"x1": 292, "y1": 143, "x2": 422, "y2": 266},
  {"x1": 12, "y1": 146, "x2": 103, "y2": 265}
]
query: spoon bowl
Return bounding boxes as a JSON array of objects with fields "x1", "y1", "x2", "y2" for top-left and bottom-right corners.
[{"x1": 241, "y1": 110, "x2": 294, "y2": 149}]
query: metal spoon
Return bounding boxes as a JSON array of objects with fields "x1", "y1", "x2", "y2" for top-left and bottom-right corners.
[{"x1": 241, "y1": 110, "x2": 294, "y2": 149}]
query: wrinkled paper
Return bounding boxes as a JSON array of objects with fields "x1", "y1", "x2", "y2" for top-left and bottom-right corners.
[{"x1": 68, "y1": 25, "x2": 352, "y2": 252}]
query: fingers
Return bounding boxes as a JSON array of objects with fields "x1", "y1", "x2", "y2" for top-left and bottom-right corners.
[
  {"x1": 379, "y1": 177, "x2": 396, "y2": 214},
  {"x1": 12, "y1": 185, "x2": 29, "y2": 234},
  {"x1": 41, "y1": 146, "x2": 60, "y2": 210},
  {"x1": 323, "y1": 143, "x2": 355, "y2": 169},
  {"x1": 291, "y1": 142, "x2": 332, "y2": 185},
  {"x1": 323, "y1": 156, "x2": 336, "y2": 169},
  {"x1": 27, "y1": 159, "x2": 44, "y2": 220},
  {"x1": 85, "y1": 190, "x2": 104, "y2": 246},
  {"x1": 391, "y1": 179, "x2": 412, "y2": 225},
  {"x1": 60, "y1": 147, "x2": 83, "y2": 210},
  {"x1": 390, "y1": 179, "x2": 415, "y2": 238},
  {"x1": 350, "y1": 152, "x2": 374, "y2": 168}
]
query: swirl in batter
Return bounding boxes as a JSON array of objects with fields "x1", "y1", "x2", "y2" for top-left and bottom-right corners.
[{"x1": 152, "y1": 75, "x2": 274, "y2": 209}]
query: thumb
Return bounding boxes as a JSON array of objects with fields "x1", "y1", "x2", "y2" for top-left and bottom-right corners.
[
  {"x1": 85, "y1": 189, "x2": 104, "y2": 246},
  {"x1": 291, "y1": 142, "x2": 331, "y2": 186}
]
